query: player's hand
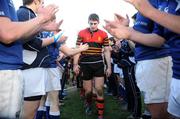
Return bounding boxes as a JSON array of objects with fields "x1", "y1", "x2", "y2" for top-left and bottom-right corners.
[
  {"x1": 106, "y1": 67, "x2": 112, "y2": 77},
  {"x1": 124, "y1": 0, "x2": 153, "y2": 16},
  {"x1": 79, "y1": 43, "x2": 89, "y2": 51},
  {"x1": 37, "y1": 4, "x2": 59, "y2": 23},
  {"x1": 43, "y1": 20, "x2": 63, "y2": 32},
  {"x1": 114, "y1": 13, "x2": 130, "y2": 26},
  {"x1": 103, "y1": 21, "x2": 131, "y2": 40},
  {"x1": 73, "y1": 64, "x2": 80, "y2": 75}
]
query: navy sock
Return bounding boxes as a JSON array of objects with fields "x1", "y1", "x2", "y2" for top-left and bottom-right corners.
[
  {"x1": 35, "y1": 110, "x2": 44, "y2": 119},
  {"x1": 45, "y1": 106, "x2": 50, "y2": 119},
  {"x1": 49, "y1": 111, "x2": 60, "y2": 119},
  {"x1": 50, "y1": 115, "x2": 60, "y2": 119}
]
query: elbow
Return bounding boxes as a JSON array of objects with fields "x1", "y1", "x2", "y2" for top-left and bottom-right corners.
[
  {"x1": 156, "y1": 38, "x2": 165, "y2": 48},
  {"x1": 64, "y1": 52, "x2": 73, "y2": 56},
  {"x1": 177, "y1": 29, "x2": 180, "y2": 34},
  {"x1": 0, "y1": 31, "x2": 17, "y2": 44},
  {"x1": 156, "y1": 43, "x2": 164, "y2": 48}
]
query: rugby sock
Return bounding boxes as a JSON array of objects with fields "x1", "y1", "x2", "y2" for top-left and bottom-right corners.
[
  {"x1": 35, "y1": 106, "x2": 46, "y2": 119},
  {"x1": 49, "y1": 111, "x2": 60, "y2": 119},
  {"x1": 45, "y1": 98, "x2": 51, "y2": 119},
  {"x1": 92, "y1": 93, "x2": 97, "y2": 101},
  {"x1": 45, "y1": 106, "x2": 50, "y2": 119},
  {"x1": 80, "y1": 88, "x2": 85, "y2": 99},
  {"x1": 85, "y1": 92, "x2": 92, "y2": 106},
  {"x1": 96, "y1": 98, "x2": 104, "y2": 118}
]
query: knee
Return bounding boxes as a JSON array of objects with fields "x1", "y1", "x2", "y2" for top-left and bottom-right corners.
[
  {"x1": 84, "y1": 87, "x2": 92, "y2": 94},
  {"x1": 96, "y1": 88, "x2": 103, "y2": 97},
  {"x1": 85, "y1": 92, "x2": 93, "y2": 99}
]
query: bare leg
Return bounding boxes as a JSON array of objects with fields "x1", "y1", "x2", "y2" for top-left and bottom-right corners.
[
  {"x1": 22, "y1": 100, "x2": 40, "y2": 119},
  {"x1": 48, "y1": 91, "x2": 60, "y2": 112},
  {"x1": 147, "y1": 102, "x2": 169, "y2": 119},
  {"x1": 83, "y1": 80, "x2": 93, "y2": 115}
]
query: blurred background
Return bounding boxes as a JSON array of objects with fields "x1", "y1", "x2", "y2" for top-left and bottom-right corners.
[{"x1": 14, "y1": 0, "x2": 137, "y2": 47}]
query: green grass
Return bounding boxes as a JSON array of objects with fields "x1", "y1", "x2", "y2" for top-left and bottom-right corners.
[{"x1": 60, "y1": 88, "x2": 130, "y2": 119}]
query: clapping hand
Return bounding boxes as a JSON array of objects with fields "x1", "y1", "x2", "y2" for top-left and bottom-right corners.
[{"x1": 124, "y1": 0, "x2": 152, "y2": 16}]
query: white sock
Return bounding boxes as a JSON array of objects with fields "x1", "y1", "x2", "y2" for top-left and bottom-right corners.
[
  {"x1": 38, "y1": 106, "x2": 46, "y2": 111},
  {"x1": 45, "y1": 100, "x2": 51, "y2": 107},
  {"x1": 49, "y1": 111, "x2": 60, "y2": 116}
]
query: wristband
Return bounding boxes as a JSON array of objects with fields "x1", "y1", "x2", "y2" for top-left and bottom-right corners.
[{"x1": 54, "y1": 31, "x2": 64, "y2": 43}]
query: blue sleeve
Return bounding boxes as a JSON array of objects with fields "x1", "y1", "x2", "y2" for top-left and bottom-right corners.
[
  {"x1": 133, "y1": 0, "x2": 164, "y2": 36},
  {"x1": 133, "y1": 12, "x2": 154, "y2": 33},
  {"x1": 150, "y1": 0, "x2": 164, "y2": 37},
  {"x1": 0, "y1": 0, "x2": 9, "y2": 17},
  {"x1": 17, "y1": 7, "x2": 31, "y2": 22},
  {"x1": 152, "y1": 22, "x2": 164, "y2": 37},
  {"x1": 133, "y1": 0, "x2": 157, "y2": 33}
]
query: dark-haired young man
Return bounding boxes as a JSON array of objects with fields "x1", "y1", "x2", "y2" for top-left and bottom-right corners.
[{"x1": 73, "y1": 13, "x2": 111, "y2": 119}]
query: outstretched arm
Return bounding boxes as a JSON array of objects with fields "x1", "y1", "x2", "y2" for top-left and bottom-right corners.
[
  {"x1": 104, "y1": 25, "x2": 165, "y2": 47},
  {"x1": 124, "y1": 0, "x2": 180, "y2": 34},
  {"x1": 104, "y1": 13, "x2": 165, "y2": 48},
  {"x1": 60, "y1": 44, "x2": 88, "y2": 56},
  {"x1": 0, "y1": 4, "x2": 59, "y2": 44}
]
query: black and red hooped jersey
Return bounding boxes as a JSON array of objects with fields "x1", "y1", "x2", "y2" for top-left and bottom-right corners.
[{"x1": 76, "y1": 28, "x2": 109, "y2": 62}]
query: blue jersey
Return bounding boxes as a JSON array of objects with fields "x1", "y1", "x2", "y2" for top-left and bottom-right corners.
[
  {"x1": 157, "y1": 0, "x2": 180, "y2": 79},
  {"x1": 0, "y1": 0, "x2": 23, "y2": 70},
  {"x1": 17, "y1": 6, "x2": 50, "y2": 69},
  {"x1": 133, "y1": 0, "x2": 170, "y2": 61},
  {"x1": 42, "y1": 32, "x2": 61, "y2": 68}
]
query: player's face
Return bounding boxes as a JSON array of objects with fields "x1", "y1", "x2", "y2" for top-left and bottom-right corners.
[{"x1": 89, "y1": 20, "x2": 99, "y2": 31}]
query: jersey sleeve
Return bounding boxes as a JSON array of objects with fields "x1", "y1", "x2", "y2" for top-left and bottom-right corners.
[
  {"x1": 76, "y1": 32, "x2": 83, "y2": 46},
  {"x1": 0, "y1": 0, "x2": 10, "y2": 17},
  {"x1": 133, "y1": 12, "x2": 154, "y2": 33},
  {"x1": 103, "y1": 32, "x2": 109, "y2": 47}
]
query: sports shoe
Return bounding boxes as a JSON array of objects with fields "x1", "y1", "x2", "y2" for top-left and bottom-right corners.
[{"x1": 85, "y1": 105, "x2": 92, "y2": 115}]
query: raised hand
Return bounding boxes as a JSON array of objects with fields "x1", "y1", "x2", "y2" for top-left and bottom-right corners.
[
  {"x1": 37, "y1": 4, "x2": 59, "y2": 24},
  {"x1": 43, "y1": 20, "x2": 63, "y2": 32},
  {"x1": 114, "y1": 13, "x2": 130, "y2": 26},
  {"x1": 104, "y1": 13, "x2": 129, "y2": 30},
  {"x1": 124, "y1": 0, "x2": 153, "y2": 16},
  {"x1": 103, "y1": 21, "x2": 131, "y2": 40}
]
